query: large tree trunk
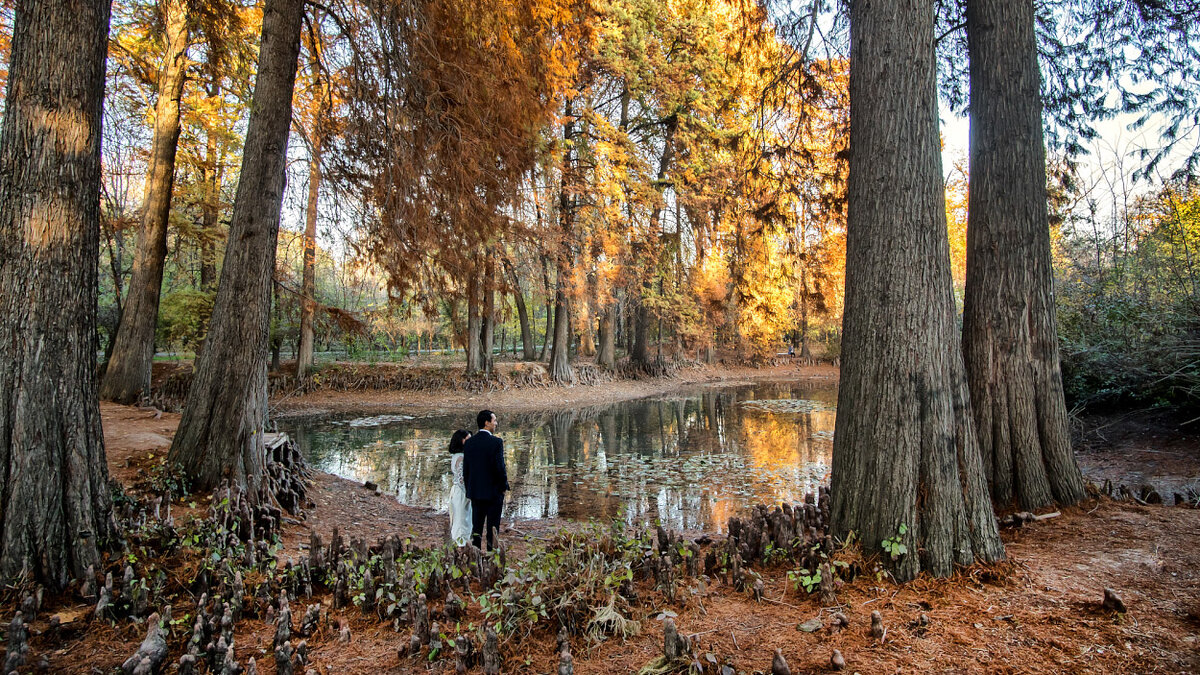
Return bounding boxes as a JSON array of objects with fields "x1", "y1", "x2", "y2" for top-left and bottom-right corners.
[
  {"x1": 579, "y1": 288, "x2": 595, "y2": 357},
  {"x1": 0, "y1": 0, "x2": 115, "y2": 590},
  {"x1": 830, "y1": 0, "x2": 1004, "y2": 581},
  {"x1": 99, "y1": 0, "x2": 189, "y2": 404},
  {"x1": 296, "y1": 139, "x2": 322, "y2": 378},
  {"x1": 504, "y1": 258, "x2": 536, "y2": 360},
  {"x1": 963, "y1": 0, "x2": 1086, "y2": 511},
  {"x1": 166, "y1": 0, "x2": 304, "y2": 497},
  {"x1": 549, "y1": 279, "x2": 575, "y2": 383},
  {"x1": 466, "y1": 273, "x2": 483, "y2": 375},
  {"x1": 631, "y1": 284, "x2": 651, "y2": 366},
  {"x1": 597, "y1": 302, "x2": 615, "y2": 368}
]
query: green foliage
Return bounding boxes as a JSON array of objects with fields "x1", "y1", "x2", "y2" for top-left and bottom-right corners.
[
  {"x1": 1055, "y1": 182, "x2": 1200, "y2": 412},
  {"x1": 157, "y1": 289, "x2": 215, "y2": 352},
  {"x1": 148, "y1": 460, "x2": 190, "y2": 501},
  {"x1": 786, "y1": 567, "x2": 821, "y2": 594},
  {"x1": 881, "y1": 523, "x2": 909, "y2": 560}
]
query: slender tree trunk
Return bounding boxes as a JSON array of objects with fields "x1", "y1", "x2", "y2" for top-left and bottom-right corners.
[
  {"x1": 466, "y1": 273, "x2": 483, "y2": 375},
  {"x1": 0, "y1": 0, "x2": 115, "y2": 590},
  {"x1": 296, "y1": 138, "x2": 322, "y2": 378},
  {"x1": 830, "y1": 0, "x2": 1004, "y2": 581},
  {"x1": 199, "y1": 71, "x2": 221, "y2": 291},
  {"x1": 799, "y1": 265, "x2": 812, "y2": 360},
  {"x1": 550, "y1": 105, "x2": 576, "y2": 383},
  {"x1": 166, "y1": 0, "x2": 304, "y2": 497},
  {"x1": 99, "y1": 0, "x2": 189, "y2": 403},
  {"x1": 504, "y1": 257, "x2": 536, "y2": 360},
  {"x1": 963, "y1": 0, "x2": 1086, "y2": 510},
  {"x1": 482, "y1": 262, "x2": 496, "y2": 374},
  {"x1": 540, "y1": 252, "x2": 553, "y2": 361},
  {"x1": 632, "y1": 121, "x2": 676, "y2": 370}
]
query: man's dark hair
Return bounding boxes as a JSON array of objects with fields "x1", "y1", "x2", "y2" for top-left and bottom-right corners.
[{"x1": 476, "y1": 410, "x2": 495, "y2": 429}]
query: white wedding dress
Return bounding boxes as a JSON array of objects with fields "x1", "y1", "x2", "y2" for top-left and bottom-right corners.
[{"x1": 449, "y1": 453, "x2": 472, "y2": 545}]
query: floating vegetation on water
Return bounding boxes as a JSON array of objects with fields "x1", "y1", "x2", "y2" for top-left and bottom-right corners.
[
  {"x1": 737, "y1": 399, "x2": 835, "y2": 414},
  {"x1": 339, "y1": 414, "x2": 416, "y2": 428}
]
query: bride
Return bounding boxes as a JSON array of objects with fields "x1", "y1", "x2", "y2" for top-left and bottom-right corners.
[{"x1": 448, "y1": 429, "x2": 473, "y2": 545}]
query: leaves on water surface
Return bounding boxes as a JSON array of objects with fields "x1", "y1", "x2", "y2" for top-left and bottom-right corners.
[{"x1": 737, "y1": 399, "x2": 836, "y2": 414}]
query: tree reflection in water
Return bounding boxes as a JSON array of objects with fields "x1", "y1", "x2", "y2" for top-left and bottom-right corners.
[{"x1": 285, "y1": 380, "x2": 837, "y2": 531}]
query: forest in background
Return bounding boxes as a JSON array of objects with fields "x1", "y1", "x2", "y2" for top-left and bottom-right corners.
[{"x1": 58, "y1": 0, "x2": 1197, "y2": 413}]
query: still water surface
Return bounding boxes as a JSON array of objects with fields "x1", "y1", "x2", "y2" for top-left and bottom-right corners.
[{"x1": 282, "y1": 380, "x2": 838, "y2": 531}]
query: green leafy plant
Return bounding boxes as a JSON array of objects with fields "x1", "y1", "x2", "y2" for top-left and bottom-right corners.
[
  {"x1": 881, "y1": 523, "x2": 909, "y2": 560},
  {"x1": 787, "y1": 567, "x2": 822, "y2": 594}
]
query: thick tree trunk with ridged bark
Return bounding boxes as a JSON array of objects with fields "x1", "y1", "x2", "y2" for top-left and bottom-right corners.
[
  {"x1": 0, "y1": 0, "x2": 116, "y2": 590},
  {"x1": 166, "y1": 0, "x2": 303, "y2": 497},
  {"x1": 964, "y1": 0, "x2": 1086, "y2": 511},
  {"x1": 466, "y1": 273, "x2": 483, "y2": 375},
  {"x1": 99, "y1": 0, "x2": 189, "y2": 404},
  {"x1": 597, "y1": 302, "x2": 616, "y2": 368},
  {"x1": 830, "y1": 0, "x2": 1005, "y2": 581}
]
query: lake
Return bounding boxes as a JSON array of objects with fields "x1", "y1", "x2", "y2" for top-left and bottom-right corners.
[{"x1": 282, "y1": 380, "x2": 838, "y2": 531}]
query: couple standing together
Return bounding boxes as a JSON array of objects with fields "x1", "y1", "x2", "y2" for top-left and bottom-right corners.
[{"x1": 448, "y1": 410, "x2": 510, "y2": 550}]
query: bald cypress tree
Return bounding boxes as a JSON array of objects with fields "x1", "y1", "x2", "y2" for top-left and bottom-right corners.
[
  {"x1": 831, "y1": 0, "x2": 1004, "y2": 581},
  {"x1": 962, "y1": 0, "x2": 1087, "y2": 511},
  {"x1": 0, "y1": 0, "x2": 116, "y2": 589},
  {"x1": 167, "y1": 0, "x2": 304, "y2": 496}
]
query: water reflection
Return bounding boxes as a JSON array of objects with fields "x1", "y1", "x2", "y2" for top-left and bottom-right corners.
[{"x1": 283, "y1": 381, "x2": 838, "y2": 531}]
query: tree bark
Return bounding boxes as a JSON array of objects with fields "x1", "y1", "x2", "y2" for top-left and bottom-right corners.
[
  {"x1": 597, "y1": 302, "x2": 615, "y2": 368},
  {"x1": 296, "y1": 139, "x2": 322, "y2": 378},
  {"x1": 830, "y1": 0, "x2": 1004, "y2": 581},
  {"x1": 540, "y1": 256, "x2": 553, "y2": 361},
  {"x1": 99, "y1": 0, "x2": 189, "y2": 403},
  {"x1": 199, "y1": 70, "x2": 221, "y2": 291},
  {"x1": 549, "y1": 105, "x2": 576, "y2": 384},
  {"x1": 963, "y1": 0, "x2": 1087, "y2": 510},
  {"x1": 466, "y1": 273, "x2": 483, "y2": 375},
  {"x1": 504, "y1": 257, "x2": 536, "y2": 360},
  {"x1": 166, "y1": 0, "x2": 304, "y2": 497},
  {"x1": 482, "y1": 259, "x2": 496, "y2": 374},
  {"x1": 549, "y1": 265, "x2": 575, "y2": 383},
  {"x1": 0, "y1": 0, "x2": 115, "y2": 590}
]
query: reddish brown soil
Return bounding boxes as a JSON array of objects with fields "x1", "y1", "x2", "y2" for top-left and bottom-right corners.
[{"x1": 24, "y1": 377, "x2": 1200, "y2": 674}]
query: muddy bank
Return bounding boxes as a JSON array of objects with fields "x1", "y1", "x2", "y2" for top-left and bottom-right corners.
[{"x1": 269, "y1": 362, "x2": 839, "y2": 418}]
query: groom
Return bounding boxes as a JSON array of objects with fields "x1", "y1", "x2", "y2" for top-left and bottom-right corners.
[{"x1": 461, "y1": 409, "x2": 509, "y2": 551}]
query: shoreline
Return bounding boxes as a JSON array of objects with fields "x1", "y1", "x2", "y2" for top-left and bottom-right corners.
[{"x1": 269, "y1": 361, "x2": 840, "y2": 418}]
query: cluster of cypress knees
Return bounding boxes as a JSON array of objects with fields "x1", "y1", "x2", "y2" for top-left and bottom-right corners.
[{"x1": 3, "y1": 458, "x2": 857, "y2": 673}]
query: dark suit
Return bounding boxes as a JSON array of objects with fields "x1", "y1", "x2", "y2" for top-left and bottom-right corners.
[{"x1": 461, "y1": 429, "x2": 509, "y2": 550}]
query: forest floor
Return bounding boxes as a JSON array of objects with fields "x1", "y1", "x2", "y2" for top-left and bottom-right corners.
[{"x1": 17, "y1": 365, "x2": 1200, "y2": 674}]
